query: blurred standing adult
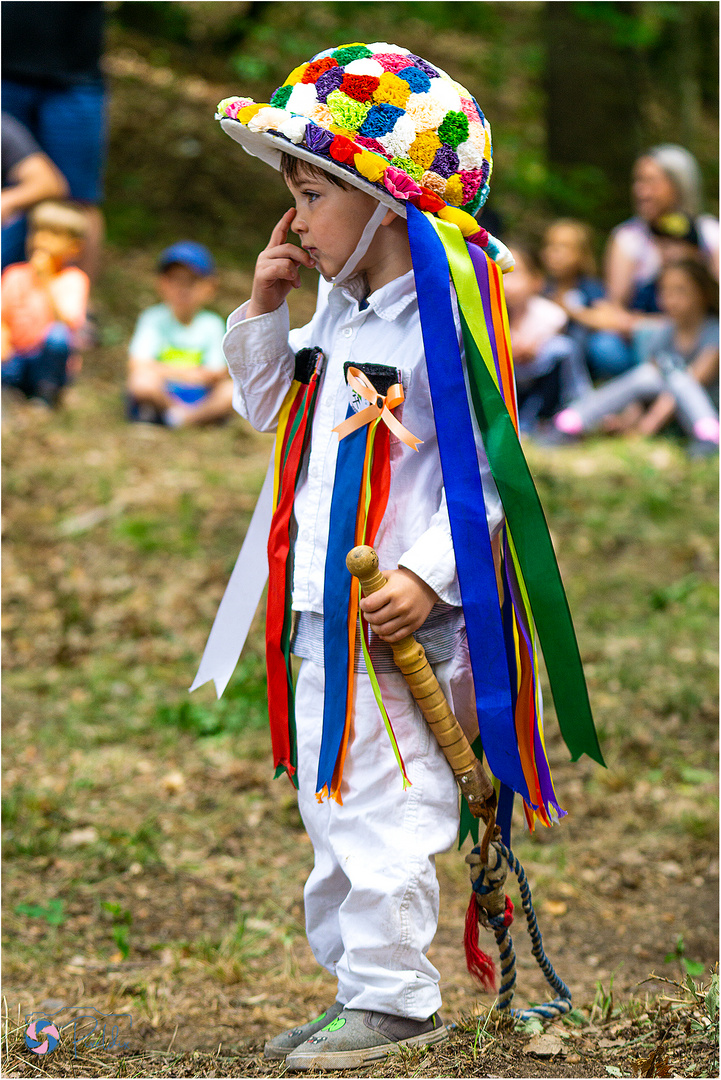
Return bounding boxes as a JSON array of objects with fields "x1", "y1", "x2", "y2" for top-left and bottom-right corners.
[
  {"x1": 2, "y1": 113, "x2": 69, "y2": 269},
  {"x1": 2, "y1": 1, "x2": 107, "y2": 282}
]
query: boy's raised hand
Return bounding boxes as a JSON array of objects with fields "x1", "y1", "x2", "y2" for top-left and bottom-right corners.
[{"x1": 246, "y1": 209, "x2": 315, "y2": 319}]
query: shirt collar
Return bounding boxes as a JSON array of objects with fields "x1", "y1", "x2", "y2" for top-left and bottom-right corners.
[{"x1": 330, "y1": 269, "x2": 417, "y2": 322}]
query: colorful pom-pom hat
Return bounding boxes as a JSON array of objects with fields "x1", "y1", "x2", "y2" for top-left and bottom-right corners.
[{"x1": 216, "y1": 41, "x2": 512, "y2": 269}]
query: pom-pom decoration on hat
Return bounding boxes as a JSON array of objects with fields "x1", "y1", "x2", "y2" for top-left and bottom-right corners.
[{"x1": 216, "y1": 42, "x2": 495, "y2": 244}]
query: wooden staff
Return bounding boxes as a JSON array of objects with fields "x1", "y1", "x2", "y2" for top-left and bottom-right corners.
[{"x1": 346, "y1": 545, "x2": 498, "y2": 850}]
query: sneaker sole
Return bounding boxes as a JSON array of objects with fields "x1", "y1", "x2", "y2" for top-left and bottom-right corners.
[{"x1": 286, "y1": 1024, "x2": 449, "y2": 1070}]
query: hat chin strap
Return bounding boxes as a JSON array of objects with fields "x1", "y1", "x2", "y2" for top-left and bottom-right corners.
[{"x1": 325, "y1": 201, "x2": 390, "y2": 286}]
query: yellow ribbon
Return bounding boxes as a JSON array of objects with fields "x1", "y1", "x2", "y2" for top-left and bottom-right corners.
[{"x1": 333, "y1": 367, "x2": 423, "y2": 451}]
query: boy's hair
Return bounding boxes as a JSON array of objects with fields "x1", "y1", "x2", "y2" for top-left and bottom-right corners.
[
  {"x1": 659, "y1": 258, "x2": 720, "y2": 316},
  {"x1": 280, "y1": 151, "x2": 351, "y2": 190},
  {"x1": 545, "y1": 218, "x2": 597, "y2": 276},
  {"x1": 28, "y1": 200, "x2": 88, "y2": 239}
]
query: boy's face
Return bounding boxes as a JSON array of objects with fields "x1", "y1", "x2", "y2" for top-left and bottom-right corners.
[
  {"x1": 29, "y1": 228, "x2": 82, "y2": 272},
  {"x1": 285, "y1": 169, "x2": 381, "y2": 281},
  {"x1": 158, "y1": 264, "x2": 216, "y2": 323}
]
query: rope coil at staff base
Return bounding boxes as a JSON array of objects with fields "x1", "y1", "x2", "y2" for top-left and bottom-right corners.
[{"x1": 465, "y1": 838, "x2": 573, "y2": 1021}]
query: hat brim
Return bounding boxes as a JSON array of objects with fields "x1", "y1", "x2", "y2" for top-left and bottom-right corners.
[{"x1": 220, "y1": 117, "x2": 407, "y2": 219}]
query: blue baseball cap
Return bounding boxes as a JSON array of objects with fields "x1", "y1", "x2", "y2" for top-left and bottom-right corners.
[{"x1": 157, "y1": 241, "x2": 216, "y2": 276}]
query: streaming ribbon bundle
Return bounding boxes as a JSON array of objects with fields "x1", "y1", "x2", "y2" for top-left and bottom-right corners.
[
  {"x1": 408, "y1": 206, "x2": 604, "y2": 838},
  {"x1": 266, "y1": 350, "x2": 418, "y2": 802}
]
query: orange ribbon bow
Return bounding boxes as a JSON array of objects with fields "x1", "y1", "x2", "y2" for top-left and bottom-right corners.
[{"x1": 333, "y1": 367, "x2": 423, "y2": 451}]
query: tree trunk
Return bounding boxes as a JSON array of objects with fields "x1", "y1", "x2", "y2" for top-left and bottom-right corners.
[{"x1": 544, "y1": 1, "x2": 643, "y2": 228}]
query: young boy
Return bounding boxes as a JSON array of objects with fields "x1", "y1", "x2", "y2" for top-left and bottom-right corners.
[
  {"x1": 127, "y1": 241, "x2": 233, "y2": 427},
  {"x1": 1, "y1": 200, "x2": 88, "y2": 407},
  {"x1": 196, "y1": 42, "x2": 602, "y2": 1071}
]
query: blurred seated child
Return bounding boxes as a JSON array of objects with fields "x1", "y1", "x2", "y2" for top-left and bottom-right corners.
[
  {"x1": 542, "y1": 219, "x2": 633, "y2": 379},
  {"x1": 561, "y1": 213, "x2": 705, "y2": 367},
  {"x1": 505, "y1": 242, "x2": 592, "y2": 433},
  {"x1": 127, "y1": 241, "x2": 233, "y2": 428},
  {"x1": 1, "y1": 200, "x2": 88, "y2": 407},
  {"x1": 554, "y1": 259, "x2": 719, "y2": 455}
]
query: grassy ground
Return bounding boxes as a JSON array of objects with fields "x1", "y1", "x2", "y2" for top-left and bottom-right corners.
[{"x1": 2, "y1": 249, "x2": 718, "y2": 1078}]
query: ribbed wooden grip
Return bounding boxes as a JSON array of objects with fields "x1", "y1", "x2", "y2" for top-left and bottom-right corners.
[{"x1": 346, "y1": 545, "x2": 495, "y2": 815}]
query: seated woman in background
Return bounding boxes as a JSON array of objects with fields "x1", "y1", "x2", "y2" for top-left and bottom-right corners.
[
  {"x1": 541, "y1": 218, "x2": 632, "y2": 380},
  {"x1": 608, "y1": 144, "x2": 719, "y2": 308},
  {"x1": 505, "y1": 241, "x2": 592, "y2": 434},
  {"x1": 553, "y1": 259, "x2": 719, "y2": 457},
  {"x1": 555, "y1": 146, "x2": 719, "y2": 375}
]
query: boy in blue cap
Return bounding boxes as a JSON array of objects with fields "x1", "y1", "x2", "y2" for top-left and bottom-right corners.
[{"x1": 127, "y1": 241, "x2": 233, "y2": 427}]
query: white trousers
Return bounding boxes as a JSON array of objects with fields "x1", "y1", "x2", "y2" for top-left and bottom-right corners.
[{"x1": 294, "y1": 646, "x2": 473, "y2": 1018}]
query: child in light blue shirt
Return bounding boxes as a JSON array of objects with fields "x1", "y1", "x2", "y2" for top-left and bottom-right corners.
[{"x1": 127, "y1": 241, "x2": 233, "y2": 427}]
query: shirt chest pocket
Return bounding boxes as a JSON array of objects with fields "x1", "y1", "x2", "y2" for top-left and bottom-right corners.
[
  {"x1": 343, "y1": 361, "x2": 410, "y2": 418},
  {"x1": 342, "y1": 361, "x2": 414, "y2": 464}
]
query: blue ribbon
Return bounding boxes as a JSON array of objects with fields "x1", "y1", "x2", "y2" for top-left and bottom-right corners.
[
  {"x1": 318, "y1": 416, "x2": 367, "y2": 793},
  {"x1": 406, "y1": 204, "x2": 528, "y2": 801}
]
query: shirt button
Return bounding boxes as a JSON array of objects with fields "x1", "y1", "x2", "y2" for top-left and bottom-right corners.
[
  {"x1": 300, "y1": 530, "x2": 310, "y2": 542},
  {"x1": 342, "y1": 327, "x2": 353, "y2": 338}
]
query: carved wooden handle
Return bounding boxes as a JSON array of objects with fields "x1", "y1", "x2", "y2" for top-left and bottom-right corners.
[{"x1": 346, "y1": 545, "x2": 496, "y2": 820}]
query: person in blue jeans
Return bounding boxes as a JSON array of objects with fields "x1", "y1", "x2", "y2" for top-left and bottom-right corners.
[
  {"x1": 1, "y1": 2, "x2": 106, "y2": 281},
  {"x1": 1, "y1": 113, "x2": 69, "y2": 270}
]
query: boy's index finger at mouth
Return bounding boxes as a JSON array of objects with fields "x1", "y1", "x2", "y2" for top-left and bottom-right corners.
[{"x1": 269, "y1": 242, "x2": 313, "y2": 267}]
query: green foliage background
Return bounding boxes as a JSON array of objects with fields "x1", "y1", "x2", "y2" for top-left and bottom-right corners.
[{"x1": 104, "y1": 1, "x2": 719, "y2": 261}]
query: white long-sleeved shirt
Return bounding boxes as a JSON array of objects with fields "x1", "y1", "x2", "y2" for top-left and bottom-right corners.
[{"x1": 223, "y1": 270, "x2": 503, "y2": 634}]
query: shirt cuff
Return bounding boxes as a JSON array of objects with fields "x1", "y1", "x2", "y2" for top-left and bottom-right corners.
[
  {"x1": 223, "y1": 301, "x2": 292, "y2": 373},
  {"x1": 398, "y1": 526, "x2": 461, "y2": 607}
]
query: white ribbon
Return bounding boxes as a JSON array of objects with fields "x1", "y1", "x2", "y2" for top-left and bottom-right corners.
[{"x1": 190, "y1": 455, "x2": 275, "y2": 697}]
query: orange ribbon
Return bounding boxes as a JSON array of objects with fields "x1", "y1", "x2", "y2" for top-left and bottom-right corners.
[{"x1": 333, "y1": 367, "x2": 423, "y2": 451}]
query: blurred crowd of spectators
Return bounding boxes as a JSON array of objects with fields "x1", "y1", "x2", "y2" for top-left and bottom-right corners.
[
  {"x1": 482, "y1": 145, "x2": 719, "y2": 455},
  {"x1": 1, "y1": 4, "x2": 718, "y2": 451}
]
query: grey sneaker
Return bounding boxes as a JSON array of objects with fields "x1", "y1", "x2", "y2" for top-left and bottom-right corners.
[
  {"x1": 285, "y1": 1006, "x2": 448, "y2": 1070},
  {"x1": 263, "y1": 1001, "x2": 345, "y2": 1060}
]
